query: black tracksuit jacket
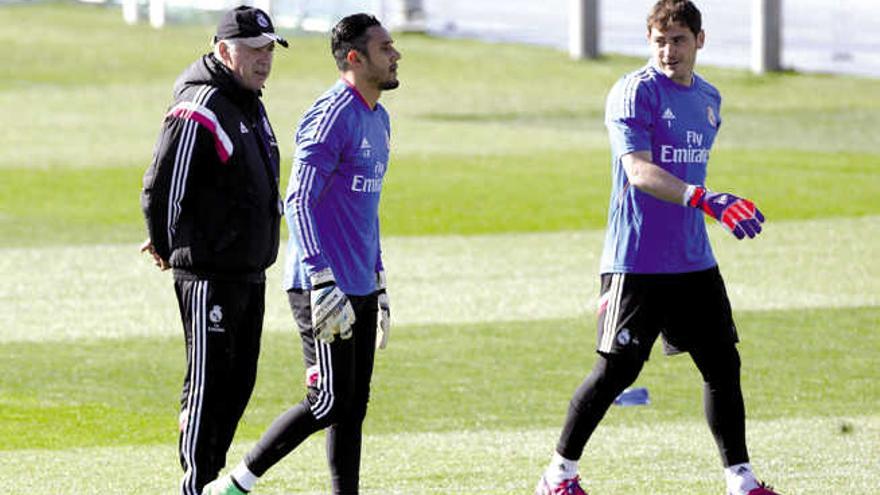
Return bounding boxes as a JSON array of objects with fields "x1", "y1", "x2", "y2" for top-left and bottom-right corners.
[{"x1": 141, "y1": 54, "x2": 281, "y2": 281}]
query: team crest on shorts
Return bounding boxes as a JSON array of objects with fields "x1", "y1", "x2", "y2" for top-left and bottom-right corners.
[
  {"x1": 707, "y1": 106, "x2": 717, "y2": 128},
  {"x1": 617, "y1": 328, "x2": 631, "y2": 346}
]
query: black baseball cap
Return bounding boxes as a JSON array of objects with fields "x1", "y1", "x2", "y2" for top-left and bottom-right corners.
[{"x1": 214, "y1": 6, "x2": 289, "y2": 48}]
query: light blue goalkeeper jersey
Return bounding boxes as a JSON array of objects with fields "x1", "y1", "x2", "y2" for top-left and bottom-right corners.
[
  {"x1": 283, "y1": 79, "x2": 390, "y2": 295},
  {"x1": 600, "y1": 63, "x2": 722, "y2": 274}
]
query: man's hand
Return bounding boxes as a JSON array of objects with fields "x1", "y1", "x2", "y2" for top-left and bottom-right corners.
[
  {"x1": 375, "y1": 271, "x2": 390, "y2": 350},
  {"x1": 686, "y1": 186, "x2": 765, "y2": 240},
  {"x1": 310, "y1": 269, "x2": 355, "y2": 343},
  {"x1": 139, "y1": 238, "x2": 170, "y2": 270}
]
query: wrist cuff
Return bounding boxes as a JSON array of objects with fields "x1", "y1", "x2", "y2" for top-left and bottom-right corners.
[
  {"x1": 682, "y1": 184, "x2": 696, "y2": 206},
  {"x1": 684, "y1": 185, "x2": 706, "y2": 207},
  {"x1": 310, "y1": 268, "x2": 335, "y2": 288}
]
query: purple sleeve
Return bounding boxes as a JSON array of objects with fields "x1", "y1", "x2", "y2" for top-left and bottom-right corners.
[
  {"x1": 605, "y1": 76, "x2": 654, "y2": 159},
  {"x1": 285, "y1": 109, "x2": 347, "y2": 278}
]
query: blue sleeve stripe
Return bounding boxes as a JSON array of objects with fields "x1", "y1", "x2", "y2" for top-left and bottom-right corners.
[
  {"x1": 294, "y1": 164, "x2": 321, "y2": 258},
  {"x1": 316, "y1": 92, "x2": 353, "y2": 143}
]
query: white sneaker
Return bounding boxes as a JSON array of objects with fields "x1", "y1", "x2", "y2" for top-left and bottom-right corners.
[{"x1": 202, "y1": 475, "x2": 247, "y2": 495}]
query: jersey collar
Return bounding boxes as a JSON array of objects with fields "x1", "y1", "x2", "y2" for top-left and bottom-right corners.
[
  {"x1": 647, "y1": 62, "x2": 698, "y2": 92},
  {"x1": 340, "y1": 78, "x2": 375, "y2": 110}
]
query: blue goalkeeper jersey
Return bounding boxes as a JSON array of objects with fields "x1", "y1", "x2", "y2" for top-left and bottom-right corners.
[
  {"x1": 283, "y1": 79, "x2": 389, "y2": 295},
  {"x1": 600, "y1": 63, "x2": 722, "y2": 274}
]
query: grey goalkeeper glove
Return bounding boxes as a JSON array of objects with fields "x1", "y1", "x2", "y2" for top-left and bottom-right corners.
[
  {"x1": 310, "y1": 268, "x2": 355, "y2": 343},
  {"x1": 376, "y1": 271, "x2": 390, "y2": 350}
]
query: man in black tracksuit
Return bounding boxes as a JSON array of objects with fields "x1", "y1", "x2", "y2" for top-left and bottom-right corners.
[{"x1": 139, "y1": 6, "x2": 286, "y2": 494}]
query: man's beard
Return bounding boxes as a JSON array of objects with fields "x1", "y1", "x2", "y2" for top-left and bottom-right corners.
[{"x1": 365, "y1": 59, "x2": 399, "y2": 91}]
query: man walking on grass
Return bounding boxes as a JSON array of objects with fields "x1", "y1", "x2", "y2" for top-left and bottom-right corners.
[
  {"x1": 535, "y1": 1, "x2": 779, "y2": 494},
  {"x1": 204, "y1": 13, "x2": 400, "y2": 495}
]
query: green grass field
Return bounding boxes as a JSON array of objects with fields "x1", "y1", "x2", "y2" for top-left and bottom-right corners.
[{"x1": 1, "y1": 3, "x2": 879, "y2": 494}]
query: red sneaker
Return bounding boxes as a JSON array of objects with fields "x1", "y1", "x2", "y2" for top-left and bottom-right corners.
[
  {"x1": 535, "y1": 474, "x2": 588, "y2": 495},
  {"x1": 746, "y1": 483, "x2": 780, "y2": 495}
]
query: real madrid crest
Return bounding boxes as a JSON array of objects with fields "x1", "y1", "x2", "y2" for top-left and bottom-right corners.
[
  {"x1": 256, "y1": 12, "x2": 269, "y2": 28},
  {"x1": 209, "y1": 305, "x2": 223, "y2": 323},
  {"x1": 707, "y1": 106, "x2": 717, "y2": 128}
]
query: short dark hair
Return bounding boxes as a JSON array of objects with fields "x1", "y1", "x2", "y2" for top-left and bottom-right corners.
[
  {"x1": 647, "y1": 0, "x2": 702, "y2": 37},
  {"x1": 331, "y1": 13, "x2": 382, "y2": 70}
]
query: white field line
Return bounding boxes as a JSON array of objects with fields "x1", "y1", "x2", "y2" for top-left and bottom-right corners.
[
  {"x1": 1, "y1": 216, "x2": 877, "y2": 343},
  {"x1": 1, "y1": 415, "x2": 877, "y2": 494}
]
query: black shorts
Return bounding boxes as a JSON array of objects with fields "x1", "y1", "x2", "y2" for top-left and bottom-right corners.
[{"x1": 596, "y1": 266, "x2": 738, "y2": 360}]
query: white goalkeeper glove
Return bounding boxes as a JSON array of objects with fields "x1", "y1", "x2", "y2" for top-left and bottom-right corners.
[
  {"x1": 376, "y1": 270, "x2": 390, "y2": 350},
  {"x1": 310, "y1": 268, "x2": 355, "y2": 343}
]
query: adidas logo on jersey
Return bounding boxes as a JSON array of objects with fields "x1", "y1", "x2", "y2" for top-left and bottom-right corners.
[
  {"x1": 360, "y1": 137, "x2": 372, "y2": 158},
  {"x1": 662, "y1": 108, "x2": 676, "y2": 128},
  {"x1": 240, "y1": 122, "x2": 249, "y2": 134}
]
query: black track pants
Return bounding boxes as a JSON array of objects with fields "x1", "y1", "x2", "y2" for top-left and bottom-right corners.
[{"x1": 174, "y1": 278, "x2": 265, "y2": 495}]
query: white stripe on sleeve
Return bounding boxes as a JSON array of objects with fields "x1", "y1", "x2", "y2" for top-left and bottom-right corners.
[{"x1": 167, "y1": 86, "x2": 216, "y2": 248}]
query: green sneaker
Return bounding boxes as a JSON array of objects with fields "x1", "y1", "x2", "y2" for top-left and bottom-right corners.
[{"x1": 202, "y1": 475, "x2": 247, "y2": 495}]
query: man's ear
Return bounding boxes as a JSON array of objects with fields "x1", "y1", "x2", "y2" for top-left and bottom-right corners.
[
  {"x1": 346, "y1": 49, "x2": 362, "y2": 68},
  {"x1": 217, "y1": 40, "x2": 231, "y2": 63}
]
